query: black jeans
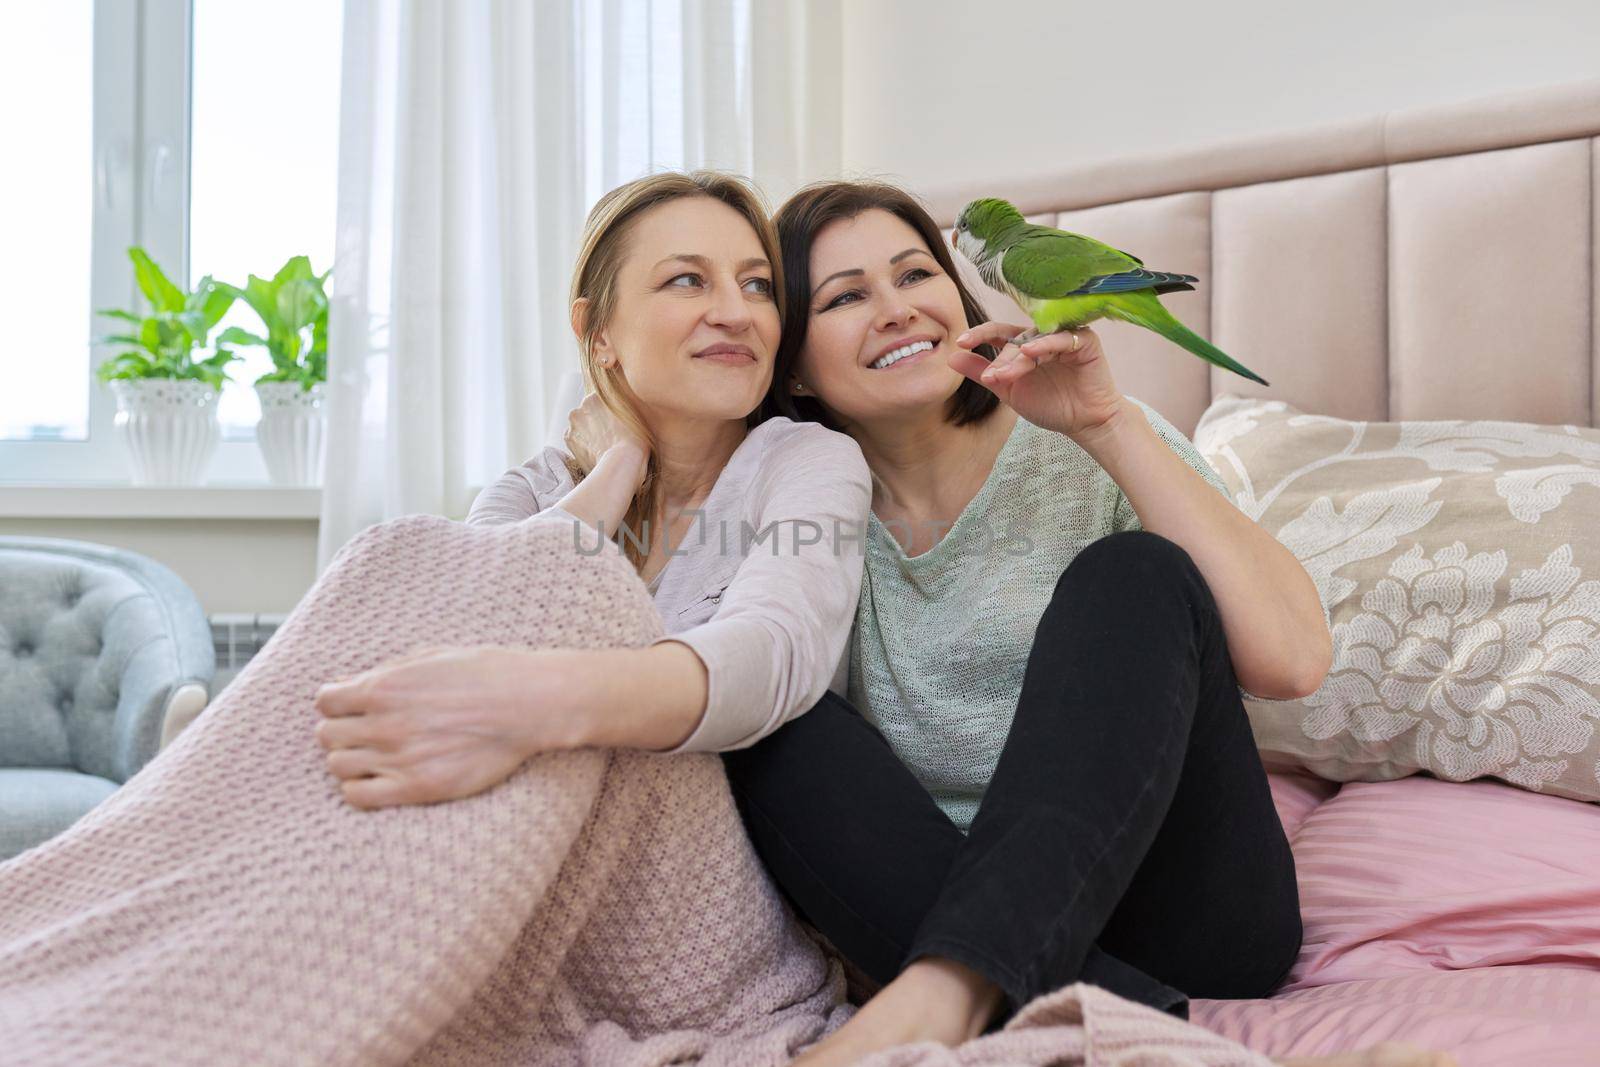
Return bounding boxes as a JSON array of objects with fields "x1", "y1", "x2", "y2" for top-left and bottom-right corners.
[{"x1": 721, "y1": 530, "x2": 1302, "y2": 1024}]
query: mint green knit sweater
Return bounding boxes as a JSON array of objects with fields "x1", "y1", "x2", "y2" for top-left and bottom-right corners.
[{"x1": 848, "y1": 398, "x2": 1256, "y2": 833}]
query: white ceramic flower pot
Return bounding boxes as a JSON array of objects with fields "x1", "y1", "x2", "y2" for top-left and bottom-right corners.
[
  {"x1": 109, "y1": 378, "x2": 222, "y2": 485},
  {"x1": 254, "y1": 381, "x2": 327, "y2": 486}
]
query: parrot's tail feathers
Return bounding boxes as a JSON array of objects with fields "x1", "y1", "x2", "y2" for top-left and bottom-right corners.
[{"x1": 1104, "y1": 292, "x2": 1271, "y2": 387}]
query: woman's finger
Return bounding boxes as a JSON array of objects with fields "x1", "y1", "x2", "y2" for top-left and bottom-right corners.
[
  {"x1": 991, "y1": 339, "x2": 1034, "y2": 370},
  {"x1": 315, "y1": 715, "x2": 392, "y2": 752},
  {"x1": 315, "y1": 653, "x2": 423, "y2": 717},
  {"x1": 985, "y1": 348, "x2": 1037, "y2": 382},
  {"x1": 1020, "y1": 327, "x2": 1094, "y2": 362},
  {"x1": 339, "y1": 773, "x2": 409, "y2": 810},
  {"x1": 979, "y1": 347, "x2": 1013, "y2": 382},
  {"x1": 1015, "y1": 342, "x2": 1062, "y2": 368},
  {"x1": 325, "y1": 746, "x2": 384, "y2": 780},
  {"x1": 314, "y1": 678, "x2": 369, "y2": 718},
  {"x1": 946, "y1": 348, "x2": 993, "y2": 385},
  {"x1": 955, "y1": 321, "x2": 1025, "y2": 351}
]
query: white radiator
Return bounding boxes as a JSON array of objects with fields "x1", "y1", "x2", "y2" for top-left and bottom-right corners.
[{"x1": 208, "y1": 612, "x2": 287, "y2": 692}]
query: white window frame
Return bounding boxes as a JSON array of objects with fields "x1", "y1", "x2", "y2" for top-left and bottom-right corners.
[{"x1": 1, "y1": 0, "x2": 269, "y2": 485}]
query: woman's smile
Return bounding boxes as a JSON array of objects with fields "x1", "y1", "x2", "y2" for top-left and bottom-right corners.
[{"x1": 867, "y1": 336, "x2": 940, "y2": 371}]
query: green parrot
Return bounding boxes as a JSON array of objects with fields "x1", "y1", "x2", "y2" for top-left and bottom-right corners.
[{"x1": 951, "y1": 197, "x2": 1269, "y2": 386}]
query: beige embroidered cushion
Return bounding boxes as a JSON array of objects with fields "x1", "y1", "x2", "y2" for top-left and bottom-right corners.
[{"x1": 1194, "y1": 395, "x2": 1600, "y2": 803}]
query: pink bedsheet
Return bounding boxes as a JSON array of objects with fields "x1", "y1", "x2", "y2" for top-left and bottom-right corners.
[
  {"x1": 1194, "y1": 966, "x2": 1598, "y2": 1066},
  {"x1": 1191, "y1": 774, "x2": 1600, "y2": 1065}
]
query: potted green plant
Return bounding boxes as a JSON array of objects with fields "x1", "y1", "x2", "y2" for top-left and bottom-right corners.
[
  {"x1": 94, "y1": 247, "x2": 239, "y2": 484},
  {"x1": 216, "y1": 256, "x2": 331, "y2": 486}
]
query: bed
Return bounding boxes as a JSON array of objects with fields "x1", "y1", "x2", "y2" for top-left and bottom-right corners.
[{"x1": 920, "y1": 77, "x2": 1600, "y2": 1066}]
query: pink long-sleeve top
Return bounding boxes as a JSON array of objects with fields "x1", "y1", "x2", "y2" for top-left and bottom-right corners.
[{"x1": 465, "y1": 416, "x2": 871, "y2": 753}]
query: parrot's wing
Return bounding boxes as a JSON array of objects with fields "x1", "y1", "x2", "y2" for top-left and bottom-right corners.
[
  {"x1": 1072, "y1": 269, "x2": 1199, "y2": 295},
  {"x1": 998, "y1": 228, "x2": 1148, "y2": 300}
]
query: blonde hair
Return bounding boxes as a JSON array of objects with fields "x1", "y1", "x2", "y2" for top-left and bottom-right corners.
[{"x1": 568, "y1": 170, "x2": 784, "y2": 571}]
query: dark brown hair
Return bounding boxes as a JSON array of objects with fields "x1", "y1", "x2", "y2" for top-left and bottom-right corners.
[{"x1": 763, "y1": 179, "x2": 1000, "y2": 430}]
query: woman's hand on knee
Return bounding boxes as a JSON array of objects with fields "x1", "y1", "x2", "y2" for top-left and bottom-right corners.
[{"x1": 313, "y1": 645, "x2": 589, "y2": 809}]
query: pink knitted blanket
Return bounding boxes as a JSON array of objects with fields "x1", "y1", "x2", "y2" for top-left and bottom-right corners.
[{"x1": 0, "y1": 516, "x2": 1270, "y2": 1066}]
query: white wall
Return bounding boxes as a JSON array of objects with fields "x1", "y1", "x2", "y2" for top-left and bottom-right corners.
[{"x1": 837, "y1": 0, "x2": 1600, "y2": 190}]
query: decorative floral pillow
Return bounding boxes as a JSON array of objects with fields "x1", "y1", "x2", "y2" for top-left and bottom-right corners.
[{"x1": 1193, "y1": 395, "x2": 1600, "y2": 803}]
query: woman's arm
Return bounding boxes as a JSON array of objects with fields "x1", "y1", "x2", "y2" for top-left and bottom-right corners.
[
  {"x1": 464, "y1": 421, "x2": 864, "y2": 751},
  {"x1": 953, "y1": 320, "x2": 1332, "y2": 701},
  {"x1": 649, "y1": 425, "x2": 872, "y2": 752},
  {"x1": 467, "y1": 393, "x2": 648, "y2": 536},
  {"x1": 312, "y1": 639, "x2": 705, "y2": 810},
  {"x1": 1077, "y1": 401, "x2": 1333, "y2": 700},
  {"x1": 550, "y1": 443, "x2": 648, "y2": 536},
  {"x1": 466, "y1": 455, "x2": 636, "y2": 533},
  {"x1": 547, "y1": 391, "x2": 650, "y2": 536},
  {"x1": 317, "y1": 424, "x2": 871, "y2": 807},
  {"x1": 521, "y1": 424, "x2": 872, "y2": 755}
]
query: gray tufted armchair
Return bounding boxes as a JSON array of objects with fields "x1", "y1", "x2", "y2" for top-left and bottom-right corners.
[{"x1": 0, "y1": 536, "x2": 214, "y2": 861}]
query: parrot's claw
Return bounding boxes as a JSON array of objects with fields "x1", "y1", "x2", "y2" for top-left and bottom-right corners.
[{"x1": 1011, "y1": 327, "x2": 1042, "y2": 346}]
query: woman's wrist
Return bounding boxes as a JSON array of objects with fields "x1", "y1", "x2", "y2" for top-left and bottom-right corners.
[
  {"x1": 556, "y1": 442, "x2": 650, "y2": 534},
  {"x1": 542, "y1": 644, "x2": 709, "y2": 752},
  {"x1": 499, "y1": 648, "x2": 595, "y2": 755},
  {"x1": 1067, "y1": 400, "x2": 1147, "y2": 463},
  {"x1": 601, "y1": 441, "x2": 649, "y2": 488}
]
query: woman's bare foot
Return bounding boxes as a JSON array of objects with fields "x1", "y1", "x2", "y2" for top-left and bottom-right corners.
[
  {"x1": 791, "y1": 968, "x2": 1456, "y2": 1067},
  {"x1": 1276, "y1": 1042, "x2": 1459, "y2": 1067},
  {"x1": 791, "y1": 957, "x2": 1004, "y2": 1067}
]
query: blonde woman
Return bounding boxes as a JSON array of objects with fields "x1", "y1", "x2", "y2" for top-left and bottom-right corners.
[
  {"x1": 311, "y1": 170, "x2": 871, "y2": 803},
  {"x1": 0, "y1": 172, "x2": 872, "y2": 1063}
]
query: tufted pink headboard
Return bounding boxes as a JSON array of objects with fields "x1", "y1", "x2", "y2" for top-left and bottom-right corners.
[{"x1": 922, "y1": 78, "x2": 1600, "y2": 438}]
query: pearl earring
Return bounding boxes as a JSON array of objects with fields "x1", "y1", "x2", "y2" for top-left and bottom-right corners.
[{"x1": 792, "y1": 381, "x2": 805, "y2": 394}]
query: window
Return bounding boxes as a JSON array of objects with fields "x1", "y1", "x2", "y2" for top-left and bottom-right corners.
[
  {"x1": 191, "y1": 0, "x2": 341, "y2": 439},
  {"x1": 0, "y1": 0, "x2": 342, "y2": 483},
  {"x1": 0, "y1": 2, "x2": 95, "y2": 443}
]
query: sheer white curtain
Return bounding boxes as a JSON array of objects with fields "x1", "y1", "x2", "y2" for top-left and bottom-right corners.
[{"x1": 317, "y1": 0, "x2": 839, "y2": 572}]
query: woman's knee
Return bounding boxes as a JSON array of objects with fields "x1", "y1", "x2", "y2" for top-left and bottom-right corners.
[
  {"x1": 1047, "y1": 531, "x2": 1210, "y2": 623},
  {"x1": 469, "y1": 519, "x2": 664, "y2": 646},
  {"x1": 722, "y1": 690, "x2": 853, "y2": 792},
  {"x1": 509, "y1": 520, "x2": 659, "y2": 613},
  {"x1": 332, "y1": 514, "x2": 448, "y2": 566},
  {"x1": 1060, "y1": 530, "x2": 1194, "y2": 584}
]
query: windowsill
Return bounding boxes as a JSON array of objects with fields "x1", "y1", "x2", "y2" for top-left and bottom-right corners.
[{"x1": 0, "y1": 483, "x2": 322, "y2": 520}]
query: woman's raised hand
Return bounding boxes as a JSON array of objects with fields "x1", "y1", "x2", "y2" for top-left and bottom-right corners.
[
  {"x1": 949, "y1": 322, "x2": 1127, "y2": 444},
  {"x1": 563, "y1": 391, "x2": 649, "y2": 474}
]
